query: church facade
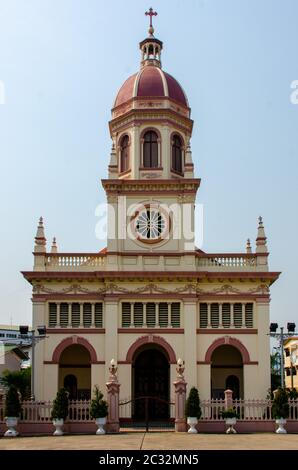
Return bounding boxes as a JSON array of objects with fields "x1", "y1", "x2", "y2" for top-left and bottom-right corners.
[{"x1": 22, "y1": 15, "x2": 280, "y2": 416}]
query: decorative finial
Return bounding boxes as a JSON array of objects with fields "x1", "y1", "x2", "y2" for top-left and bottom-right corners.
[
  {"x1": 51, "y1": 237, "x2": 58, "y2": 254},
  {"x1": 145, "y1": 7, "x2": 157, "y2": 36},
  {"x1": 246, "y1": 238, "x2": 252, "y2": 254},
  {"x1": 176, "y1": 358, "x2": 185, "y2": 378},
  {"x1": 109, "y1": 359, "x2": 118, "y2": 379},
  {"x1": 256, "y1": 215, "x2": 268, "y2": 254},
  {"x1": 34, "y1": 216, "x2": 46, "y2": 253}
]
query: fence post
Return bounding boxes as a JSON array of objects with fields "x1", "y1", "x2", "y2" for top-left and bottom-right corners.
[
  {"x1": 173, "y1": 358, "x2": 187, "y2": 432},
  {"x1": 224, "y1": 389, "x2": 233, "y2": 409},
  {"x1": 106, "y1": 359, "x2": 120, "y2": 433}
]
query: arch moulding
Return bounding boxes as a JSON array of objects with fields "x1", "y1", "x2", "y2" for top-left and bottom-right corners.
[
  {"x1": 205, "y1": 336, "x2": 252, "y2": 364},
  {"x1": 126, "y1": 335, "x2": 177, "y2": 364},
  {"x1": 52, "y1": 336, "x2": 98, "y2": 363}
]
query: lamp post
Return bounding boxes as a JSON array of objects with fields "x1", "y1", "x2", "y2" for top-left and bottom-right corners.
[
  {"x1": 19, "y1": 325, "x2": 47, "y2": 400},
  {"x1": 269, "y1": 322, "x2": 296, "y2": 388}
]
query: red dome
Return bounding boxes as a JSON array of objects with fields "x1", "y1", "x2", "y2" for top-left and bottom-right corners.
[{"x1": 114, "y1": 66, "x2": 188, "y2": 108}]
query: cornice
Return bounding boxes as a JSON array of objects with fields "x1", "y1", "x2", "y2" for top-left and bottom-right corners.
[{"x1": 101, "y1": 178, "x2": 201, "y2": 195}]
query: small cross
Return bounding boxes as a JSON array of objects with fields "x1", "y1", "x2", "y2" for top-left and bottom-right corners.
[{"x1": 145, "y1": 7, "x2": 157, "y2": 28}]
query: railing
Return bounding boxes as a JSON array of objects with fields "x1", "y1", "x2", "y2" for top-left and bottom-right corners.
[
  {"x1": 200, "y1": 399, "x2": 225, "y2": 420},
  {"x1": 41, "y1": 252, "x2": 259, "y2": 272},
  {"x1": 45, "y1": 254, "x2": 106, "y2": 270},
  {"x1": 197, "y1": 254, "x2": 257, "y2": 270},
  {"x1": 1, "y1": 398, "x2": 297, "y2": 423}
]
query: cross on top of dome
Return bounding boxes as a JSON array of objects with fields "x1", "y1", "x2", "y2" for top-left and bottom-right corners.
[{"x1": 145, "y1": 7, "x2": 157, "y2": 37}]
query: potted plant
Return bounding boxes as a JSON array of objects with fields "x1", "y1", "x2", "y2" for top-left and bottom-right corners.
[
  {"x1": 185, "y1": 387, "x2": 201, "y2": 433},
  {"x1": 272, "y1": 387, "x2": 289, "y2": 434},
  {"x1": 90, "y1": 386, "x2": 108, "y2": 435},
  {"x1": 51, "y1": 388, "x2": 69, "y2": 436},
  {"x1": 4, "y1": 385, "x2": 22, "y2": 437},
  {"x1": 220, "y1": 407, "x2": 239, "y2": 434}
]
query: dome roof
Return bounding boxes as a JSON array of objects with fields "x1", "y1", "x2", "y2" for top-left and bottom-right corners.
[{"x1": 114, "y1": 66, "x2": 188, "y2": 109}]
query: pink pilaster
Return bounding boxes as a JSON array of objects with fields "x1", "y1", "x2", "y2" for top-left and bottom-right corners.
[
  {"x1": 173, "y1": 359, "x2": 187, "y2": 432},
  {"x1": 224, "y1": 389, "x2": 233, "y2": 409},
  {"x1": 105, "y1": 361, "x2": 120, "y2": 433}
]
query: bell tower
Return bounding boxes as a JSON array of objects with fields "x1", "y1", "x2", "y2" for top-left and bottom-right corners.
[{"x1": 103, "y1": 9, "x2": 200, "y2": 259}]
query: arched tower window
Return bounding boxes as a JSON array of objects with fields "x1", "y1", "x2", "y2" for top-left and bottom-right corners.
[
  {"x1": 143, "y1": 131, "x2": 158, "y2": 168},
  {"x1": 120, "y1": 135, "x2": 130, "y2": 173},
  {"x1": 171, "y1": 135, "x2": 183, "y2": 173}
]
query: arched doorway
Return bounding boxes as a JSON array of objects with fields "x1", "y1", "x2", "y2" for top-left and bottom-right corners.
[
  {"x1": 211, "y1": 345, "x2": 243, "y2": 399},
  {"x1": 132, "y1": 345, "x2": 170, "y2": 420},
  {"x1": 59, "y1": 344, "x2": 91, "y2": 400},
  {"x1": 64, "y1": 374, "x2": 78, "y2": 400}
]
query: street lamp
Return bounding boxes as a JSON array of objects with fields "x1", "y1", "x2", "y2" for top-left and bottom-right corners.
[
  {"x1": 19, "y1": 325, "x2": 47, "y2": 400},
  {"x1": 269, "y1": 322, "x2": 297, "y2": 388}
]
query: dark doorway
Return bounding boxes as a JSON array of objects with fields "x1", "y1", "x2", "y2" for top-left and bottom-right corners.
[
  {"x1": 64, "y1": 374, "x2": 77, "y2": 400},
  {"x1": 133, "y1": 347, "x2": 170, "y2": 420},
  {"x1": 226, "y1": 375, "x2": 240, "y2": 399}
]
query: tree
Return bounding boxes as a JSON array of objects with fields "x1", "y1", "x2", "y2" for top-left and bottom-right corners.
[
  {"x1": 272, "y1": 387, "x2": 289, "y2": 419},
  {"x1": 4, "y1": 385, "x2": 22, "y2": 418},
  {"x1": 90, "y1": 386, "x2": 108, "y2": 419},
  {"x1": 0, "y1": 368, "x2": 31, "y2": 400},
  {"x1": 51, "y1": 388, "x2": 69, "y2": 420},
  {"x1": 185, "y1": 387, "x2": 202, "y2": 419}
]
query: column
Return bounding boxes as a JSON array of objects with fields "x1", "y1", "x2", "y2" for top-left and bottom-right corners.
[
  {"x1": 91, "y1": 303, "x2": 95, "y2": 327},
  {"x1": 106, "y1": 361, "x2": 120, "y2": 433},
  {"x1": 255, "y1": 298, "x2": 271, "y2": 398},
  {"x1": 173, "y1": 363, "x2": 187, "y2": 432},
  {"x1": 130, "y1": 302, "x2": 134, "y2": 328},
  {"x1": 79, "y1": 302, "x2": 83, "y2": 327},
  {"x1": 231, "y1": 303, "x2": 235, "y2": 327},
  {"x1": 155, "y1": 303, "x2": 158, "y2": 327},
  {"x1": 207, "y1": 303, "x2": 211, "y2": 328},
  {"x1": 104, "y1": 300, "x2": 118, "y2": 382},
  {"x1": 219, "y1": 303, "x2": 223, "y2": 328},
  {"x1": 142, "y1": 302, "x2": 146, "y2": 328},
  {"x1": 241, "y1": 303, "x2": 244, "y2": 328},
  {"x1": 224, "y1": 389, "x2": 233, "y2": 409},
  {"x1": 57, "y1": 303, "x2": 61, "y2": 328},
  {"x1": 168, "y1": 302, "x2": 171, "y2": 328},
  {"x1": 183, "y1": 299, "x2": 197, "y2": 388},
  {"x1": 32, "y1": 300, "x2": 46, "y2": 400}
]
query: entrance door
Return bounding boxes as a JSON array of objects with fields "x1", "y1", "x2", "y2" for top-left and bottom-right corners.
[{"x1": 133, "y1": 348, "x2": 170, "y2": 420}]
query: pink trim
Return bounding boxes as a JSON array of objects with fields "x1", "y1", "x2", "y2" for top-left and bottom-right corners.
[
  {"x1": 197, "y1": 329, "x2": 258, "y2": 334},
  {"x1": 47, "y1": 328, "x2": 105, "y2": 334},
  {"x1": 118, "y1": 328, "x2": 184, "y2": 334},
  {"x1": 205, "y1": 337, "x2": 251, "y2": 364},
  {"x1": 126, "y1": 335, "x2": 177, "y2": 364},
  {"x1": 52, "y1": 336, "x2": 98, "y2": 363}
]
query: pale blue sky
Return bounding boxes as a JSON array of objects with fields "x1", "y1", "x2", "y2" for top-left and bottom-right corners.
[{"x1": 0, "y1": 0, "x2": 297, "y2": 327}]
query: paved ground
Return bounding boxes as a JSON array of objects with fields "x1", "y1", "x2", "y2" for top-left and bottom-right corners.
[{"x1": 0, "y1": 432, "x2": 298, "y2": 450}]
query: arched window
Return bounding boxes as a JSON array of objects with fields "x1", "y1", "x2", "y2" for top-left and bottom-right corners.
[
  {"x1": 143, "y1": 131, "x2": 158, "y2": 168},
  {"x1": 120, "y1": 135, "x2": 129, "y2": 172},
  {"x1": 171, "y1": 135, "x2": 183, "y2": 173}
]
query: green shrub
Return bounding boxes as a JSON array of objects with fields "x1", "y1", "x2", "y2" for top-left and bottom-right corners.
[
  {"x1": 272, "y1": 387, "x2": 289, "y2": 419},
  {"x1": 220, "y1": 407, "x2": 239, "y2": 419},
  {"x1": 51, "y1": 388, "x2": 69, "y2": 420},
  {"x1": 90, "y1": 386, "x2": 108, "y2": 419},
  {"x1": 185, "y1": 387, "x2": 202, "y2": 419},
  {"x1": 5, "y1": 385, "x2": 22, "y2": 417}
]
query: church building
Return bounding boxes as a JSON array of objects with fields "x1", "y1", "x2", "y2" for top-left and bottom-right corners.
[{"x1": 22, "y1": 10, "x2": 280, "y2": 419}]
